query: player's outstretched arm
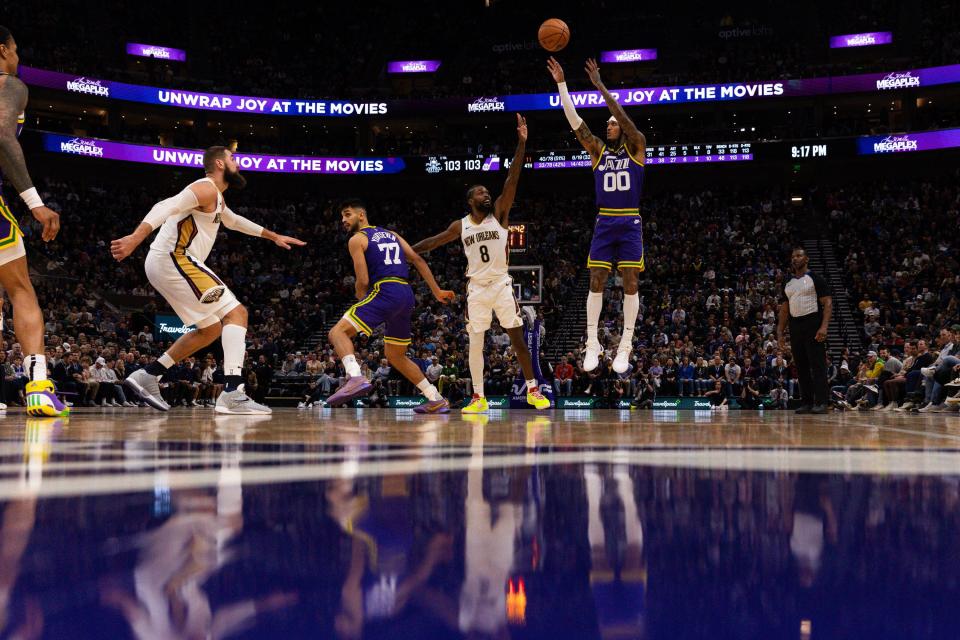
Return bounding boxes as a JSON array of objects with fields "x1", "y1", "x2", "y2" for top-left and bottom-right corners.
[
  {"x1": 396, "y1": 233, "x2": 455, "y2": 303},
  {"x1": 348, "y1": 233, "x2": 370, "y2": 300},
  {"x1": 411, "y1": 219, "x2": 462, "y2": 255},
  {"x1": 547, "y1": 56, "x2": 603, "y2": 160},
  {"x1": 110, "y1": 182, "x2": 212, "y2": 261},
  {"x1": 494, "y1": 114, "x2": 527, "y2": 228},
  {"x1": 585, "y1": 58, "x2": 646, "y2": 156},
  {"x1": 220, "y1": 206, "x2": 306, "y2": 249},
  {"x1": 0, "y1": 76, "x2": 61, "y2": 241}
]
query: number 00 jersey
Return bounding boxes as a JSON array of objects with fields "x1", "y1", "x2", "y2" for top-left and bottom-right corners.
[
  {"x1": 461, "y1": 214, "x2": 508, "y2": 282},
  {"x1": 593, "y1": 144, "x2": 645, "y2": 214},
  {"x1": 359, "y1": 225, "x2": 409, "y2": 283}
]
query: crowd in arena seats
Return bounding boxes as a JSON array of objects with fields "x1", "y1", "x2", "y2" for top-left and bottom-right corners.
[
  {"x1": 822, "y1": 171, "x2": 960, "y2": 412},
  {"x1": 2, "y1": 170, "x2": 958, "y2": 412}
]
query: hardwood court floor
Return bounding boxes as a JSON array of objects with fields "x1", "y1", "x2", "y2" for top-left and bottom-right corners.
[{"x1": 1, "y1": 408, "x2": 959, "y2": 638}]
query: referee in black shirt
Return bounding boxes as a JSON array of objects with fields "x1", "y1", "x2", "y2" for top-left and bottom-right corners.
[{"x1": 777, "y1": 248, "x2": 832, "y2": 414}]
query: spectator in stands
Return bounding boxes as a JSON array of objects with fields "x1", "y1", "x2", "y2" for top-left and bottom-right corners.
[
  {"x1": 724, "y1": 357, "x2": 742, "y2": 398},
  {"x1": 769, "y1": 382, "x2": 789, "y2": 409},
  {"x1": 918, "y1": 327, "x2": 960, "y2": 413},
  {"x1": 553, "y1": 356, "x2": 574, "y2": 397},
  {"x1": 840, "y1": 351, "x2": 883, "y2": 410},
  {"x1": 678, "y1": 357, "x2": 696, "y2": 397}
]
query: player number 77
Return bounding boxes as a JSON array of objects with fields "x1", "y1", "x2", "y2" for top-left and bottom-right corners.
[{"x1": 378, "y1": 242, "x2": 401, "y2": 265}]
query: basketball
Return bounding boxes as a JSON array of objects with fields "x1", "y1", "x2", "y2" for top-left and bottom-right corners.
[{"x1": 538, "y1": 18, "x2": 570, "y2": 52}]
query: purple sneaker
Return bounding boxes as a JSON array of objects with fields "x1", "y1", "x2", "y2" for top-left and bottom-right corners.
[
  {"x1": 414, "y1": 398, "x2": 450, "y2": 414},
  {"x1": 325, "y1": 376, "x2": 372, "y2": 407}
]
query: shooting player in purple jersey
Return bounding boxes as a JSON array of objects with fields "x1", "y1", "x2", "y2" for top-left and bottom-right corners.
[{"x1": 547, "y1": 56, "x2": 647, "y2": 375}]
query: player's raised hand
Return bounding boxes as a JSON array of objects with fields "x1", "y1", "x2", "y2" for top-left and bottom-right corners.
[
  {"x1": 435, "y1": 289, "x2": 456, "y2": 304},
  {"x1": 516, "y1": 114, "x2": 528, "y2": 143},
  {"x1": 585, "y1": 58, "x2": 603, "y2": 88},
  {"x1": 31, "y1": 206, "x2": 61, "y2": 242},
  {"x1": 273, "y1": 235, "x2": 306, "y2": 250},
  {"x1": 546, "y1": 56, "x2": 565, "y2": 83}
]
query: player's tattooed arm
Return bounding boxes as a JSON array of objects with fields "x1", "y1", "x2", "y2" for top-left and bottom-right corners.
[
  {"x1": 0, "y1": 76, "x2": 33, "y2": 193},
  {"x1": 495, "y1": 114, "x2": 527, "y2": 228},
  {"x1": 411, "y1": 219, "x2": 462, "y2": 255},
  {"x1": 585, "y1": 58, "x2": 647, "y2": 157},
  {"x1": 574, "y1": 121, "x2": 604, "y2": 159}
]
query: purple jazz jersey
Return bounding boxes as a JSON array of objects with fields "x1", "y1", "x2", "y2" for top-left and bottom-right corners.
[
  {"x1": 593, "y1": 144, "x2": 644, "y2": 211},
  {"x1": 346, "y1": 280, "x2": 414, "y2": 345},
  {"x1": 360, "y1": 225, "x2": 409, "y2": 284},
  {"x1": 588, "y1": 145, "x2": 645, "y2": 271}
]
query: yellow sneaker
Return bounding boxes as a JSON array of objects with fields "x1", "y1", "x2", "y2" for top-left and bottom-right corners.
[
  {"x1": 25, "y1": 380, "x2": 70, "y2": 417},
  {"x1": 461, "y1": 394, "x2": 489, "y2": 414},
  {"x1": 526, "y1": 389, "x2": 551, "y2": 410}
]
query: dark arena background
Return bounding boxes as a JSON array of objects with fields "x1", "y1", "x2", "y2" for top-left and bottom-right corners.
[{"x1": 0, "y1": 0, "x2": 959, "y2": 638}]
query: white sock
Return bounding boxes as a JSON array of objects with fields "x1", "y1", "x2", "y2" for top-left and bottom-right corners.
[
  {"x1": 24, "y1": 354, "x2": 47, "y2": 381},
  {"x1": 221, "y1": 324, "x2": 247, "y2": 377},
  {"x1": 526, "y1": 379, "x2": 538, "y2": 394},
  {"x1": 586, "y1": 291, "x2": 603, "y2": 346},
  {"x1": 620, "y1": 293, "x2": 639, "y2": 351},
  {"x1": 416, "y1": 379, "x2": 442, "y2": 402},
  {"x1": 342, "y1": 354, "x2": 362, "y2": 378},
  {"x1": 469, "y1": 331, "x2": 485, "y2": 397},
  {"x1": 159, "y1": 353, "x2": 175, "y2": 368}
]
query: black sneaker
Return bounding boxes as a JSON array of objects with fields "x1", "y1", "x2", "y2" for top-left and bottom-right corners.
[
  {"x1": 795, "y1": 405, "x2": 813, "y2": 414},
  {"x1": 810, "y1": 404, "x2": 829, "y2": 414}
]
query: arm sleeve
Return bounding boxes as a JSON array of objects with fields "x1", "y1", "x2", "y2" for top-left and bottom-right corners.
[
  {"x1": 557, "y1": 82, "x2": 584, "y2": 130},
  {"x1": 141, "y1": 187, "x2": 200, "y2": 230},
  {"x1": 220, "y1": 206, "x2": 265, "y2": 238},
  {"x1": 811, "y1": 273, "x2": 832, "y2": 298}
]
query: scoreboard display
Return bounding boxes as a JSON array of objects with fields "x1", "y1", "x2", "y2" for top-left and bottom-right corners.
[{"x1": 508, "y1": 223, "x2": 527, "y2": 252}]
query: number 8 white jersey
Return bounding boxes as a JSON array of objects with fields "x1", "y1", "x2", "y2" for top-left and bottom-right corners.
[{"x1": 461, "y1": 214, "x2": 509, "y2": 283}]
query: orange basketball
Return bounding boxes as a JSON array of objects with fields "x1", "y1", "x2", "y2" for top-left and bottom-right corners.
[{"x1": 538, "y1": 18, "x2": 570, "y2": 52}]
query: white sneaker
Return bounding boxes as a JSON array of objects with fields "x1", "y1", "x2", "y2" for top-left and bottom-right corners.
[
  {"x1": 124, "y1": 401, "x2": 136, "y2": 407},
  {"x1": 298, "y1": 402, "x2": 306, "y2": 409},
  {"x1": 613, "y1": 348, "x2": 631, "y2": 374},
  {"x1": 894, "y1": 401, "x2": 914, "y2": 412},
  {"x1": 945, "y1": 394, "x2": 960, "y2": 405},
  {"x1": 881, "y1": 402, "x2": 898, "y2": 411},
  {"x1": 919, "y1": 403, "x2": 945, "y2": 413},
  {"x1": 921, "y1": 366, "x2": 935, "y2": 378},
  {"x1": 0, "y1": 403, "x2": 6, "y2": 410},
  {"x1": 583, "y1": 342, "x2": 602, "y2": 372},
  {"x1": 191, "y1": 400, "x2": 201, "y2": 407}
]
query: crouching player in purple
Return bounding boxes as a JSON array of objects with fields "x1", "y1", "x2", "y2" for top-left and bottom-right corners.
[{"x1": 326, "y1": 199, "x2": 456, "y2": 412}]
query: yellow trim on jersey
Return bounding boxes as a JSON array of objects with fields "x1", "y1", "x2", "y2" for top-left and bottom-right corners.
[
  {"x1": 591, "y1": 144, "x2": 607, "y2": 171},
  {"x1": 171, "y1": 253, "x2": 222, "y2": 296},
  {"x1": 383, "y1": 337, "x2": 412, "y2": 345},
  {"x1": 345, "y1": 278, "x2": 408, "y2": 336},
  {"x1": 617, "y1": 259, "x2": 646, "y2": 272},
  {"x1": 0, "y1": 196, "x2": 22, "y2": 248},
  {"x1": 598, "y1": 208, "x2": 640, "y2": 217},
  {"x1": 347, "y1": 310, "x2": 373, "y2": 335},
  {"x1": 587, "y1": 258, "x2": 612, "y2": 270},
  {"x1": 173, "y1": 215, "x2": 197, "y2": 254},
  {"x1": 624, "y1": 145, "x2": 645, "y2": 166}
]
